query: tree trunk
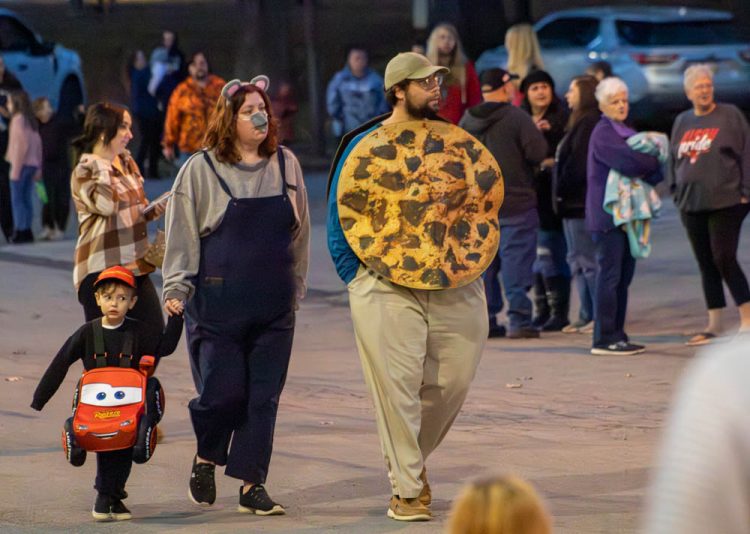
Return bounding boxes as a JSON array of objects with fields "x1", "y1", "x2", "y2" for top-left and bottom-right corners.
[
  {"x1": 503, "y1": 0, "x2": 531, "y2": 25},
  {"x1": 234, "y1": 0, "x2": 264, "y2": 79},
  {"x1": 303, "y1": 0, "x2": 325, "y2": 155}
]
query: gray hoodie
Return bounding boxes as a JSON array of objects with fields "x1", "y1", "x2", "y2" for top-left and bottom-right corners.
[{"x1": 459, "y1": 102, "x2": 547, "y2": 217}]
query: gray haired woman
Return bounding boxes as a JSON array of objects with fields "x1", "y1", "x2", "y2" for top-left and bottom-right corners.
[
  {"x1": 670, "y1": 64, "x2": 750, "y2": 346},
  {"x1": 586, "y1": 77, "x2": 663, "y2": 355}
]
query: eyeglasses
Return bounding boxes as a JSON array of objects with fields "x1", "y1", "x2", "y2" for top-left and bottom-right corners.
[{"x1": 412, "y1": 73, "x2": 444, "y2": 90}]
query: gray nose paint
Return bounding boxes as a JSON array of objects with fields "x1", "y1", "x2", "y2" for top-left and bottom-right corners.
[{"x1": 250, "y1": 111, "x2": 268, "y2": 132}]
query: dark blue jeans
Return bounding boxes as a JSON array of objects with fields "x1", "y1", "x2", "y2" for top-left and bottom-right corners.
[
  {"x1": 483, "y1": 254, "x2": 503, "y2": 316},
  {"x1": 490, "y1": 209, "x2": 538, "y2": 329},
  {"x1": 592, "y1": 228, "x2": 636, "y2": 347},
  {"x1": 9, "y1": 165, "x2": 36, "y2": 231},
  {"x1": 533, "y1": 229, "x2": 571, "y2": 279},
  {"x1": 563, "y1": 218, "x2": 597, "y2": 323}
]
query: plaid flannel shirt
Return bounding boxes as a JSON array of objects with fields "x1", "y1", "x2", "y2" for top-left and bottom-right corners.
[{"x1": 72, "y1": 152, "x2": 155, "y2": 289}]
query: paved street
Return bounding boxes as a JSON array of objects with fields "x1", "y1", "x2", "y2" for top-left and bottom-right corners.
[{"x1": 1, "y1": 169, "x2": 749, "y2": 533}]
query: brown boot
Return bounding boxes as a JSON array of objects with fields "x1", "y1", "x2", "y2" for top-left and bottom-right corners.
[
  {"x1": 418, "y1": 468, "x2": 431, "y2": 506},
  {"x1": 387, "y1": 496, "x2": 431, "y2": 521}
]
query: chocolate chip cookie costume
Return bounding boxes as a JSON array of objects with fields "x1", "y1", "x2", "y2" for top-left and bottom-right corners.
[
  {"x1": 327, "y1": 111, "x2": 503, "y2": 502},
  {"x1": 337, "y1": 119, "x2": 503, "y2": 289}
]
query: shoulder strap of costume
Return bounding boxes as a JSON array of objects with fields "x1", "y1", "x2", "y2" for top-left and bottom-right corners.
[
  {"x1": 201, "y1": 150, "x2": 235, "y2": 199},
  {"x1": 93, "y1": 319, "x2": 107, "y2": 368},
  {"x1": 119, "y1": 329, "x2": 134, "y2": 367},
  {"x1": 277, "y1": 146, "x2": 295, "y2": 191}
]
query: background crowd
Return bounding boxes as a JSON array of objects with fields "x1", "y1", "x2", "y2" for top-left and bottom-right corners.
[{"x1": 2, "y1": 15, "x2": 749, "y2": 533}]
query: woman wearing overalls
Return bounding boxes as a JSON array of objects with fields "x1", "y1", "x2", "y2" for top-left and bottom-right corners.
[{"x1": 162, "y1": 77, "x2": 310, "y2": 515}]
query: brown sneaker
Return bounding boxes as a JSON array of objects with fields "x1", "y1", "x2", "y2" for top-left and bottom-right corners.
[
  {"x1": 418, "y1": 468, "x2": 431, "y2": 507},
  {"x1": 387, "y1": 496, "x2": 431, "y2": 521}
]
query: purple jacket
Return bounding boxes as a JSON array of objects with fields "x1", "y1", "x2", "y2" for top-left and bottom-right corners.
[{"x1": 586, "y1": 117, "x2": 663, "y2": 232}]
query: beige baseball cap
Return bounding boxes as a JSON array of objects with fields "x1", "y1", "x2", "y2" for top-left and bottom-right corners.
[{"x1": 384, "y1": 52, "x2": 450, "y2": 91}]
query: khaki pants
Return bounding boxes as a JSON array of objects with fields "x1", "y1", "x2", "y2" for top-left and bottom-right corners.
[{"x1": 348, "y1": 267, "x2": 488, "y2": 498}]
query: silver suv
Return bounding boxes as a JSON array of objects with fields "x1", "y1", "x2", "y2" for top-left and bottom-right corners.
[
  {"x1": 476, "y1": 7, "x2": 750, "y2": 118},
  {"x1": 0, "y1": 8, "x2": 85, "y2": 116}
]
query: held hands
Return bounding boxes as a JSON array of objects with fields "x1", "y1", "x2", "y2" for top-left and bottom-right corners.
[
  {"x1": 164, "y1": 298, "x2": 184, "y2": 316},
  {"x1": 741, "y1": 197, "x2": 749, "y2": 204},
  {"x1": 535, "y1": 118, "x2": 551, "y2": 132}
]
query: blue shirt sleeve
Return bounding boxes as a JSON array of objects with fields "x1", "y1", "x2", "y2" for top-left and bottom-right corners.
[{"x1": 326, "y1": 125, "x2": 380, "y2": 284}]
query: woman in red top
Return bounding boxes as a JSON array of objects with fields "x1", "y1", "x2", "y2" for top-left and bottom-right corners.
[{"x1": 425, "y1": 23, "x2": 481, "y2": 124}]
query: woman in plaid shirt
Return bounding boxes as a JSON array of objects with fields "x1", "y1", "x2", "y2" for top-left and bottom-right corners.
[{"x1": 71, "y1": 103, "x2": 168, "y2": 327}]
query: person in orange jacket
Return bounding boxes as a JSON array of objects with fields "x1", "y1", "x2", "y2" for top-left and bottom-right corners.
[{"x1": 162, "y1": 51, "x2": 224, "y2": 168}]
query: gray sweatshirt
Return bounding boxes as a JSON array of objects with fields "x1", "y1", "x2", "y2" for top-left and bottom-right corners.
[
  {"x1": 162, "y1": 147, "x2": 310, "y2": 303},
  {"x1": 669, "y1": 103, "x2": 750, "y2": 212}
]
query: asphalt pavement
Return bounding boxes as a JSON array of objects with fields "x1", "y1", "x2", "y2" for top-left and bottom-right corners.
[{"x1": 1, "y1": 169, "x2": 749, "y2": 533}]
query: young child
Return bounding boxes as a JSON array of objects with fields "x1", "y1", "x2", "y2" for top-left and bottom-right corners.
[
  {"x1": 447, "y1": 474, "x2": 552, "y2": 534},
  {"x1": 31, "y1": 265, "x2": 183, "y2": 522}
]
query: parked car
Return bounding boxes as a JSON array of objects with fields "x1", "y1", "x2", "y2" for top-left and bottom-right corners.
[
  {"x1": 0, "y1": 8, "x2": 85, "y2": 117},
  {"x1": 476, "y1": 7, "x2": 750, "y2": 119}
]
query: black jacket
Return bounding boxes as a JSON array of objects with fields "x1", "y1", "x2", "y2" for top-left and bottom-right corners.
[
  {"x1": 459, "y1": 102, "x2": 547, "y2": 218},
  {"x1": 553, "y1": 110, "x2": 600, "y2": 219},
  {"x1": 523, "y1": 99, "x2": 568, "y2": 229},
  {"x1": 31, "y1": 315, "x2": 183, "y2": 411}
]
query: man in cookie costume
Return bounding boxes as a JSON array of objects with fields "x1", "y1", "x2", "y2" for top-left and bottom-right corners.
[{"x1": 327, "y1": 52, "x2": 503, "y2": 522}]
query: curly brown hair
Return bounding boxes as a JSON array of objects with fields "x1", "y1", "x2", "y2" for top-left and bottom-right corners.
[{"x1": 203, "y1": 84, "x2": 278, "y2": 164}]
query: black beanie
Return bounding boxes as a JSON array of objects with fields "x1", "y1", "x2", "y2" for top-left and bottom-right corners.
[{"x1": 520, "y1": 70, "x2": 555, "y2": 94}]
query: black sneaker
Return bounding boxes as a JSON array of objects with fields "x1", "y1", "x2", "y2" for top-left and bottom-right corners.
[
  {"x1": 237, "y1": 485, "x2": 285, "y2": 516},
  {"x1": 92, "y1": 493, "x2": 112, "y2": 522},
  {"x1": 488, "y1": 323, "x2": 506, "y2": 338},
  {"x1": 189, "y1": 455, "x2": 216, "y2": 506},
  {"x1": 591, "y1": 341, "x2": 646, "y2": 356},
  {"x1": 109, "y1": 499, "x2": 132, "y2": 521},
  {"x1": 507, "y1": 326, "x2": 541, "y2": 339}
]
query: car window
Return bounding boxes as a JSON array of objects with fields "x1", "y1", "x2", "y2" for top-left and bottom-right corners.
[
  {"x1": 617, "y1": 20, "x2": 745, "y2": 46},
  {"x1": 536, "y1": 17, "x2": 600, "y2": 49},
  {"x1": 0, "y1": 16, "x2": 37, "y2": 52}
]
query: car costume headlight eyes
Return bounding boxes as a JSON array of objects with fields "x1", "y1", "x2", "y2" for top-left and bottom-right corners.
[
  {"x1": 120, "y1": 419, "x2": 133, "y2": 427},
  {"x1": 81, "y1": 384, "x2": 143, "y2": 406}
]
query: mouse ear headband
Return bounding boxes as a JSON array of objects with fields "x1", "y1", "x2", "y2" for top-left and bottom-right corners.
[{"x1": 221, "y1": 75, "x2": 270, "y2": 99}]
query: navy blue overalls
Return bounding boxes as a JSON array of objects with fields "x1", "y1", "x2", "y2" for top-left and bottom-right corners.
[{"x1": 185, "y1": 149, "x2": 297, "y2": 484}]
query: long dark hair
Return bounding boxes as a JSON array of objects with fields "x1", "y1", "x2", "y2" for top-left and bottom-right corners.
[
  {"x1": 567, "y1": 75, "x2": 599, "y2": 130},
  {"x1": 72, "y1": 102, "x2": 128, "y2": 163},
  {"x1": 9, "y1": 90, "x2": 38, "y2": 132},
  {"x1": 203, "y1": 84, "x2": 278, "y2": 164}
]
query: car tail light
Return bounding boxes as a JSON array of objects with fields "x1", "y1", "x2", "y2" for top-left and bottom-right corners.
[
  {"x1": 739, "y1": 49, "x2": 750, "y2": 63},
  {"x1": 631, "y1": 53, "x2": 679, "y2": 65}
]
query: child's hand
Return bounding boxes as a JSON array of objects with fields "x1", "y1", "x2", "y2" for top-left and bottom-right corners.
[{"x1": 164, "y1": 298, "x2": 184, "y2": 316}]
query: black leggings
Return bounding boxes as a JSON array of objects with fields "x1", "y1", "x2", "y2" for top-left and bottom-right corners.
[
  {"x1": 681, "y1": 203, "x2": 750, "y2": 309},
  {"x1": 78, "y1": 272, "x2": 165, "y2": 329},
  {"x1": 41, "y1": 163, "x2": 71, "y2": 231}
]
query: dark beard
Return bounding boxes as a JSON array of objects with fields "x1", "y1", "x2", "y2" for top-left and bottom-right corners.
[{"x1": 405, "y1": 97, "x2": 439, "y2": 120}]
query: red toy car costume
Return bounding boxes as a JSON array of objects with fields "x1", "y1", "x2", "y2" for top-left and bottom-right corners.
[{"x1": 62, "y1": 321, "x2": 165, "y2": 466}]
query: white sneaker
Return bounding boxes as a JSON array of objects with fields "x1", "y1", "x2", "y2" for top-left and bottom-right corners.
[
  {"x1": 39, "y1": 226, "x2": 53, "y2": 240},
  {"x1": 50, "y1": 228, "x2": 65, "y2": 240}
]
